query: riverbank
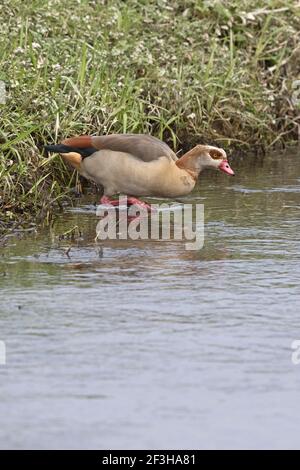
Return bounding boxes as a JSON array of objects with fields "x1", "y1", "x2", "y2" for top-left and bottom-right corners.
[{"x1": 0, "y1": 0, "x2": 299, "y2": 234}]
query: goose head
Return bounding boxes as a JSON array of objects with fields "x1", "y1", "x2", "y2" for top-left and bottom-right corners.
[
  {"x1": 176, "y1": 144, "x2": 235, "y2": 177},
  {"x1": 197, "y1": 145, "x2": 235, "y2": 175}
]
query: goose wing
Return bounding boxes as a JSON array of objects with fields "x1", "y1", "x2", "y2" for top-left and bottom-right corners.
[{"x1": 60, "y1": 134, "x2": 177, "y2": 162}]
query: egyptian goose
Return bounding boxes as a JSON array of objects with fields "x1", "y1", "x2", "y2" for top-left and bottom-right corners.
[{"x1": 45, "y1": 134, "x2": 234, "y2": 207}]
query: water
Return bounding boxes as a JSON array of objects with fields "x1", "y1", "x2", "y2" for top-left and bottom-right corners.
[{"x1": 0, "y1": 149, "x2": 300, "y2": 450}]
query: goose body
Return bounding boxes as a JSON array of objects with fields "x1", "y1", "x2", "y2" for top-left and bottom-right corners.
[
  {"x1": 81, "y1": 150, "x2": 196, "y2": 198},
  {"x1": 45, "y1": 134, "x2": 234, "y2": 200}
]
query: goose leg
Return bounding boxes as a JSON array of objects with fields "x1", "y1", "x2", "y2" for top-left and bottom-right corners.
[
  {"x1": 100, "y1": 195, "x2": 120, "y2": 207},
  {"x1": 100, "y1": 195, "x2": 153, "y2": 212},
  {"x1": 126, "y1": 197, "x2": 153, "y2": 212}
]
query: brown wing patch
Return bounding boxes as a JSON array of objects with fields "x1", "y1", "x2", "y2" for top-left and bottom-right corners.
[
  {"x1": 209, "y1": 149, "x2": 224, "y2": 159},
  {"x1": 62, "y1": 135, "x2": 92, "y2": 148}
]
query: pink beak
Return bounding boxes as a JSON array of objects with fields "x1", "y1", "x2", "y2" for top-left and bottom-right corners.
[{"x1": 219, "y1": 160, "x2": 235, "y2": 176}]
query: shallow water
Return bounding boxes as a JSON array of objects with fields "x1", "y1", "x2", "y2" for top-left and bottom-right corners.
[{"x1": 0, "y1": 148, "x2": 300, "y2": 450}]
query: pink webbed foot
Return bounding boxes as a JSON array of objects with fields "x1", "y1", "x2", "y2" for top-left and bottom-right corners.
[
  {"x1": 126, "y1": 197, "x2": 154, "y2": 212},
  {"x1": 126, "y1": 197, "x2": 155, "y2": 223},
  {"x1": 99, "y1": 195, "x2": 156, "y2": 225},
  {"x1": 100, "y1": 195, "x2": 121, "y2": 207},
  {"x1": 100, "y1": 195, "x2": 154, "y2": 212}
]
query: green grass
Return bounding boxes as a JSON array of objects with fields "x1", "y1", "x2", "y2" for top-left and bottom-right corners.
[{"x1": 0, "y1": 0, "x2": 299, "y2": 233}]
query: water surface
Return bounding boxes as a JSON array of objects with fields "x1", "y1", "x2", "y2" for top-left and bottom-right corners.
[{"x1": 0, "y1": 149, "x2": 300, "y2": 449}]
